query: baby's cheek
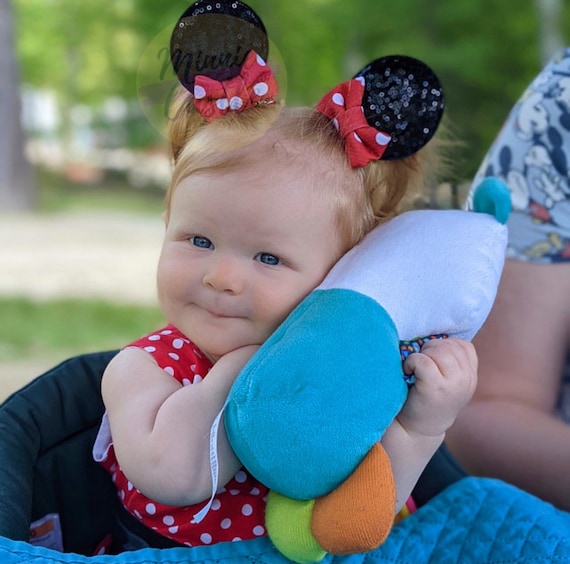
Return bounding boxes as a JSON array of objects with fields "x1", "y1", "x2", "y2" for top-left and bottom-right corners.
[
  {"x1": 257, "y1": 320, "x2": 282, "y2": 343},
  {"x1": 267, "y1": 305, "x2": 296, "y2": 334},
  {"x1": 253, "y1": 284, "x2": 313, "y2": 341},
  {"x1": 157, "y1": 262, "x2": 186, "y2": 297}
]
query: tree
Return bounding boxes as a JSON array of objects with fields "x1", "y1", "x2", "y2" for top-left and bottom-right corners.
[
  {"x1": 11, "y1": 0, "x2": 570, "y2": 180},
  {"x1": 0, "y1": 0, "x2": 36, "y2": 211}
]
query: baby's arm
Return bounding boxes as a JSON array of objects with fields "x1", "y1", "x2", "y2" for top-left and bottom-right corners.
[
  {"x1": 381, "y1": 338, "x2": 477, "y2": 511},
  {"x1": 102, "y1": 344, "x2": 258, "y2": 507}
]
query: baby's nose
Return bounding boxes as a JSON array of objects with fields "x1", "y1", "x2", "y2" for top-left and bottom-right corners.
[{"x1": 202, "y1": 256, "x2": 244, "y2": 294}]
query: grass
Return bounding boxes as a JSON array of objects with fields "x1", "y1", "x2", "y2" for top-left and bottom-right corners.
[
  {"x1": 1, "y1": 166, "x2": 166, "y2": 363},
  {"x1": 0, "y1": 297, "x2": 165, "y2": 363}
]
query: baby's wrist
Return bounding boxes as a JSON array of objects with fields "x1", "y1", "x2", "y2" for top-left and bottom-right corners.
[
  {"x1": 409, "y1": 427, "x2": 446, "y2": 444},
  {"x1": 396, "y1": 415, "x2": 447, "y2": 442}
]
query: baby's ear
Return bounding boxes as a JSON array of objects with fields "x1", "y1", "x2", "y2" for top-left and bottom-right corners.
[{"x1": 161, "y1": 210, "x2": 169, "y2": 227}]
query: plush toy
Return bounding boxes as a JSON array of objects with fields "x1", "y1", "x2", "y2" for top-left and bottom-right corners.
[{"x1": 224, "y1": 177, "x2": 511, "y2": 563}]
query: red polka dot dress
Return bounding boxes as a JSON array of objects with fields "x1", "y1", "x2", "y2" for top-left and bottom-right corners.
[{"x1": 94, "y1": 325, "x2": 269, "y2": 547}]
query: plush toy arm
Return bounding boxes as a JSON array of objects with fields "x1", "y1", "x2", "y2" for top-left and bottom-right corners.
[
  {"x1": 311, "y1": 442, "x2": 396, "y2": 554},
  {"x1": 318, "y1": 177, "x2": 511, "y2": 342},
  {"x1": 266, "y1": 442, "x2": 396, "y2": 563}
]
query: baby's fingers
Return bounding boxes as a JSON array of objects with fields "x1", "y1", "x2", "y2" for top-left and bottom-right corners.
[
  {"x1": 418, "y1": 338, "x2": 477, "y2": 383},
  {"x1": 400, "y1": 339, "x2": 478, "y2": 437},
  {"x1": 403, "y1": 351, "x2": 438, "y2": 381},
  {"x1": 403, "y1": 338, "x2": 478, "y2": 404}
]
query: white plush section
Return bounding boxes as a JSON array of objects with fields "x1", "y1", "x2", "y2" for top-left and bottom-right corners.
[{"x1": 318, "y1": 209, "x2": 507, "y2": 341}]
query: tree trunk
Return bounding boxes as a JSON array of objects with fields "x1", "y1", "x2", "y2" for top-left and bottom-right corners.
[{"x1": 0, "y1": 0, "x2": 36, "y2": 212}]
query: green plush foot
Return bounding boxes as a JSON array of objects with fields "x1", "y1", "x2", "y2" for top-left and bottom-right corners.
[{"x1": 265, "y1": 490, "x2": 326, "y2": 564}]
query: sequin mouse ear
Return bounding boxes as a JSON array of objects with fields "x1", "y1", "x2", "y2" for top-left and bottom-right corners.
[
  {"x1": 355, "y1": 55, "x2": 445, "y2": 161},
  {"x1": 170, "y1": 0, "x2": 269, "y2": 92},
  {"x1": 317, "y1": 55, "x2": 444, "y2": 167}
]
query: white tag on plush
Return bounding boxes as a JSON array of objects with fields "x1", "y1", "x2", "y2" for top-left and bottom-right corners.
[{"x1": 191, "y1": 400, "x2": 228, "y2": 524}]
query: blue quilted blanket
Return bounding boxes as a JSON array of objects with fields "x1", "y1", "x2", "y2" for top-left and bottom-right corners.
[{"x1": 1, "y1": 477, "x2": 570, "y2": 563}]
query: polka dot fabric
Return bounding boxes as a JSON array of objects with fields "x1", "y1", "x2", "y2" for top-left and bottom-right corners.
[
  {"x1": 99, "y1": 325, "x2": 269, "y2": 546},
  {"x1": 316, "y1": 78, "x2": 392, "y2": 168},
  {"x1": 193, "y1": 50, "x2": 278, "y2": 122}
]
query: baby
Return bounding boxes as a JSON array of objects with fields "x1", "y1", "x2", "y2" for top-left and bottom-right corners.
[{"x1": 93, "y1": 0, "x2": 476, "y2": 551}]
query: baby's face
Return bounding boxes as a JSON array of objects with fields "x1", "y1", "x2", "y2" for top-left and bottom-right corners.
[{"x1": 157, "y1": 158, "x2": 343, "y2": 361}]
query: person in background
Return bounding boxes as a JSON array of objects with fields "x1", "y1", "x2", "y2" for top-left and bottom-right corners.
[{"x1": 447, "y1": 48, "x2": 570, "y2": 511}]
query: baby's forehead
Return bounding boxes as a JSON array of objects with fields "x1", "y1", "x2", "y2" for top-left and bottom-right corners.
[
  {"x1": 247, "y1": 149, "x2": 346, "y2": 196},
  {"x1": 252, "y1": 130, "x2": 346, "y2": 173}
]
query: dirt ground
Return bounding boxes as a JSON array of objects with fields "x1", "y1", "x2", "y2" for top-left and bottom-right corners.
[{"x1": 0, "y1": 211, "x2": 164, "y2": 400}]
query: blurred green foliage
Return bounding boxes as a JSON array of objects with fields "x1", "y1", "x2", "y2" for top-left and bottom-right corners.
[
  {"x1": 12, "y1": 0, "x2": 570, "y2": 178},
  {"x1": 36, "y1": 167, "x2": 164, "y2": 214}
]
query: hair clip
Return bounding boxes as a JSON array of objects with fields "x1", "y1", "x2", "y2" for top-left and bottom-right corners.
[
  {"x1": 317, "y1": 55, "x2": 445, "y2": 167},
  {"x1": 170, "y1": 0, "x2": 277, "y2": 121}
]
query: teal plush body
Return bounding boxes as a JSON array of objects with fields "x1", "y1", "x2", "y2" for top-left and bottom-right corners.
[
  {"x1": 225, "y1": 177, "x2": 511, "y2": 563},
  {"x1": 225, "y1": 289, "x2": 406, "y2": 500}
]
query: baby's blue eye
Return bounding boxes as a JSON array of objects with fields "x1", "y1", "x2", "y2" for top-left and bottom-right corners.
[
  {"x1": 257, "y1": 253, "x2": 280, "y2": 266},
  {"x1": 191, "y1": 236, "x2": 213, "y2": 249}
]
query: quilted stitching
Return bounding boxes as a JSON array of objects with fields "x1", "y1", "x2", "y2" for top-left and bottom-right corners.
[
  {"x1": 1, "y1": 478, "x2": 570, "y2": 563},
  {"x1": 362, "y1": 477, "x2": 570, "y2": 564}
]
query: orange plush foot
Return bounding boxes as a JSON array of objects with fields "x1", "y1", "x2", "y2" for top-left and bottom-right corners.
[{"x1": 311, "y1": 442, "x2": 396, "y2": 554}]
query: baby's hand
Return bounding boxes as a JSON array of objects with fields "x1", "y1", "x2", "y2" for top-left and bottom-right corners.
[{"x1": 398, "y1": 338, "x2": 477, "y2": 438}]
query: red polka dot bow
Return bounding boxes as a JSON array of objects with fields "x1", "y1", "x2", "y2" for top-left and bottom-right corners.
[
  {"x1": 193, "y1": 50, "x2": 278, "y2": 122},
  {"x1": 316, "y1": 78, "x2": 392, "y2": 168}
]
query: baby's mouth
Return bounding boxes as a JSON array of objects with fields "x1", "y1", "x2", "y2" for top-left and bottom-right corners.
[
  {"x1": 204, "y1": 306, "x2": 239, "y2": 319},
  {"x1": 205, "y1": 308, "x2": 228, "y2": 318}
]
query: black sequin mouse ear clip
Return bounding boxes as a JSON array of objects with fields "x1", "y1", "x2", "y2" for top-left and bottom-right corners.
[
  {"x1": 317, "y1": 55, "x2": 445, "y2": 167},
  {"x1": 170, "y1": 0, "x2": 278, "y2": 121}
]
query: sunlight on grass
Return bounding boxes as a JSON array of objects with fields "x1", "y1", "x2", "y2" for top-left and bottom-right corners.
[{"x1": 0, "y1": 297, "x2": 165, "y2": 362}]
